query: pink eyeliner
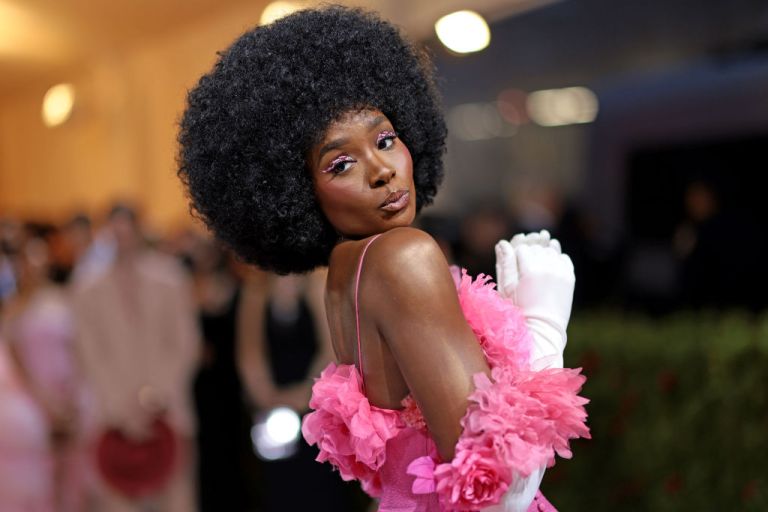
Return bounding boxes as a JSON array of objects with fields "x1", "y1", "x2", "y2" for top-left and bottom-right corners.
[
  {"x1": 321, "y1": 155, "x2": 354, "y2": 174},
  {"x1": 377, "y1": 130, "x2": 397, "y2": 145}
]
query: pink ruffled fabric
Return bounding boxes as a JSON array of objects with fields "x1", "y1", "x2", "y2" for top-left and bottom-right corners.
[
  {"x1": 302, "y1": 269, "x2": 590, "y2": 511},
  {"x1": 301, "y1": 363, "x2": 403, "y2": 497},
  {"x1": 451, "y1": 268, "x2": 532, "y2": 372},
  {"x1": 414, "y1": 368, "x2": 590, "y2": 510},
  {"x1": 529, "y1": 491, "x2": 557, "y2": 512}
]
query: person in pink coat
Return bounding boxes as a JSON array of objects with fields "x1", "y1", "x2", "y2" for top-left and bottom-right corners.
[{"x1": 71, "y1": 206, "x2": 201, "y2": 512}]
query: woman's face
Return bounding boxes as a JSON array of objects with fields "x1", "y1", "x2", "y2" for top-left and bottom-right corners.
[{"x1": 309, "y1": 109, "x2": 416, "y2": 239}]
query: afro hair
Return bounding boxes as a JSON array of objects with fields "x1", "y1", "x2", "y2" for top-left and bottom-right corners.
[{"x1": 178, "y1": 5, "x2": 446, "y2": 274}]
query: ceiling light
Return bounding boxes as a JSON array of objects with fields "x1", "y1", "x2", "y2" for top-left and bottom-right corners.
[
  {"x1": 260, "y1": 1, "x2": 302, "y2": 25},
  {"x1": 435, "y1": 10, "x2": 490, "y2": 54},
  {"x1": 42, "y1": 83, "x2": 75, "y2": 128}
]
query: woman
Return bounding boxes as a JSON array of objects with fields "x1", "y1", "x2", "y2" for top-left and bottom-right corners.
[
  {"x1": 178, "y1": 6, "x2": 588, "y2": 511},
  {"x1": 2, "y1": 233, "x2": 94, "y2": 512},
  {"x1": 189, "y1": 237, "x2": 257, "y2": 511},
  {"x1": 237, "y1": 270, "x2": 356, "y2": 511}
]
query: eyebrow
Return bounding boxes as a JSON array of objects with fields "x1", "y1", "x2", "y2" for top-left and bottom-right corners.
[{"x1": 316, "y1": 115, "x2": 388, "y2": 163}]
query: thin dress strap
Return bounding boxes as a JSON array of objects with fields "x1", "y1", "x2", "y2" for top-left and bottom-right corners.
[{"x1": 354, "y1": 233, "x2": 383, "y2": 393}]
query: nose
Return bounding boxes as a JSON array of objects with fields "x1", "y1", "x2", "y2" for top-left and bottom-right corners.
[{"x1": 368, "y1": 155, "x2": 396, "y2": 188}]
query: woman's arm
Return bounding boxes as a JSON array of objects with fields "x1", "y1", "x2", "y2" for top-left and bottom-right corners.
[
  {"x1": 304, "y1": 268, "x2": 336, "y2": 379},
  {"x1": 270, "y1": 270, "x2": 335, "y2": 411},
  {"x1": 365, "y1": 227, "x2": 490, "y2": 461},
  {"x1": 236, "y1": 269, "x2": 278, "y2": 410}
]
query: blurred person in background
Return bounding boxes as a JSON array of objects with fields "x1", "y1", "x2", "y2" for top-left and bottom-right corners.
[
  {"x1": 0, "y1": 219, "x2": 24, "y2": 306},
  {"x1": 63, "y1": 213, "x2": 115, "y2": 289},
  {"x1": 237, "y1": 270, "x2": 355, "y2": 511},
  {"x1": 0, "y1": 221, "x2": 55, "y2": 511},
  {"x1": 190, "y1": 235, "x2": 259, "y2": 511},
  {"x1": 0, "y1": 335, "x2": 54, "y2": 511},
  {"x1": 72, "y1": 204, "x2": 201, "y2": 512},
  {"x1": 417, "y1": 214, "x2": 459, "y2": 264},
  {"x1": 1, "y1": 228, "x2": 96, "y2": 511},
  {"x1": 674, "y1": 179, "x2": 763, "y2": 310},
  {"x1": 456, "y1": 204, "x2": 512, "y2": 277},
  {"x1": 512, "y1": 184, "x2": 563, "y2": 235}
]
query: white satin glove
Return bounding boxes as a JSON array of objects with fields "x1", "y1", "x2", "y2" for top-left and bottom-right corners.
[
  {"x1": 483, "y1": 231, "x2": 575, "y2": 512},
  {"x1": 482, "y1": 466, "x2": 545, "y2": 512},
  {"x1": 495, "y1": 230, "x2": 575, "y2": 371}
]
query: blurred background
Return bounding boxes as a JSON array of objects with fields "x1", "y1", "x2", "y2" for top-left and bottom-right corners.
[{"x1": 1, "y1": 0, "x2": 767, "y2": 510}]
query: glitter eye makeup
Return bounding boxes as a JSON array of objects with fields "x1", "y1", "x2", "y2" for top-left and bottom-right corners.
[
  {"x1": 321, "y1": 154, "x2": 356, "y2": 174},
  {"x1": 376, "y1": 130, "x2": 397, "y2": 147}
]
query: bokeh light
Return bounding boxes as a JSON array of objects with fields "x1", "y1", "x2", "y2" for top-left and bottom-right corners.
[
  {"x1": 449, "y1": 101, "x2": 519, "y2": 141},
  {"x1": 496, "y1": 88, "x2": 530, "y2": 126},
  {"x1": 251, "y1": 407, "x2": 301, "y2": 460},
  {"x1": 41, "y1": 83, "x2": 75, "y2": 128},
  {"x1": 260, "y1": 1, "x2": 302, "y2": 25},
  {"x1": 526, "y1": 86, "x2": 598, "y2": 127},
  {"x1": 435, "y1": 10, "x2": 491, "y2": 54}
]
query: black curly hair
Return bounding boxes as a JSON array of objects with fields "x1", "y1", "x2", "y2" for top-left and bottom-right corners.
[{"x1": 178, "y1": 5, "x2": 446, "y2": 274}]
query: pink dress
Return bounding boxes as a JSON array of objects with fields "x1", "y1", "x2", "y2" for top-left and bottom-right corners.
[
  {"x1": 0, "y1": 341, "x2": 54, "y2": 512},
  {"x1": 9, "y1": 289, "x2": 96, "y2": 512},
  {"x1": 303, "y1": 237, "x2": 590, "y2": 512}
]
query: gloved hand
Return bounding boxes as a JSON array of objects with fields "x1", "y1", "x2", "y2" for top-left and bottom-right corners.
[
  {"x1": 487, "y1": 231, "x2": 575, "y2": 511},
  {"x1": 495, "y1": 229, "x2": 575, "y2": 371}
]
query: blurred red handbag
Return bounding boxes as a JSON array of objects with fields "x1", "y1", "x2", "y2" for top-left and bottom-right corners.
[{"x1": 96, "y1": 417, "x2": 178, "y2": 498}]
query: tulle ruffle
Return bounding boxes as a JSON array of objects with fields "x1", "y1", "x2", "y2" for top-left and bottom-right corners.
[
  {"x1": 451, "y1": 268, "x2": 532, "y2": 372},
  {"x1": 408, "y1": 367, "x2": 590, "y2": 510},
  {"x1": 301, "y1": 363, "x2": 403, "y2": 497}
]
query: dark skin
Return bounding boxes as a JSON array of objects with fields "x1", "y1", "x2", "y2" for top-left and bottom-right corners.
[{"x1": 310, "y1": 109, "x2": 490, "y2": 460}]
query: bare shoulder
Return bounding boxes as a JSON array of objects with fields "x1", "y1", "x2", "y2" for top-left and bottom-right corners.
[
  {"x1": 364, "y1": 227, "x2": 452, "y2": 298},
  {"x1": 367, "y1": 227, "x2": 446, "y2": 275}
]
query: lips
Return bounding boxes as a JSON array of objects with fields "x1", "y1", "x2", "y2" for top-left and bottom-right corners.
[{"x1": 380, "y1": 190, "x2": 410, "y2": 212}]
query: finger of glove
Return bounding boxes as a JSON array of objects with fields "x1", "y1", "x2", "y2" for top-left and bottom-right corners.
[
  {"x1": 511, "y1": 232, "x2": 529, "y2": 247},
  {"x1": 495, "y1": 240, "x2": 518, "y2": 284},
  {"x1": 549, "y1": 238, "x2": 562, "y2": 254},
  {"x1": 512, "y1": 231, "x2": 545, "y2": 248},
  {"x1": 514, "y1": 243, "x2": 539, "y2": 276},
  {"x1": 494, "y1": 241, "x2": 505, "y2": 283},
  {"x1": 538, "y1": 229, "x2": 551, "y2": 246}
]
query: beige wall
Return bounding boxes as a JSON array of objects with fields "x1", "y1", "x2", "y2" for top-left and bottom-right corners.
[{"x1": 0, "y1": 3, "x2": 267, "y2": 232}]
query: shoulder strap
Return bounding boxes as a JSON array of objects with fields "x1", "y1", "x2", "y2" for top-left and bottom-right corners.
[{"x1": 354, "y1": 233, "x2": 383, "y2": 392}]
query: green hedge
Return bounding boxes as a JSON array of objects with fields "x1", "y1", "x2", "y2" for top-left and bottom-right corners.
[{"x1": 542, "y1": 311, "x2": 768, "y2": 511}]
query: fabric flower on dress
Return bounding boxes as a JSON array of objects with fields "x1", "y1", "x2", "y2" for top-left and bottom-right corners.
[
  {"x1": 433, "y1": 445, "x2": 512, "y2": 511},
  {"x1": 417, "y1": 369, "x2": 588, "y2": 509},
  {"x1": 406, "y1": 455, "x2": 438, "y2": 495},
  {"x1": 301, "y1": 363, "x2": 403, "y2": 497}
]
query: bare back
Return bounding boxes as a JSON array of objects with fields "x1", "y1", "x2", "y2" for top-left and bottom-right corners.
[
  {"x1": 325, "y1": 227, "x2": 491, "y2": 460},
  {"x1": 325, "y1": 233, "x2": 410, "y2": 409}
]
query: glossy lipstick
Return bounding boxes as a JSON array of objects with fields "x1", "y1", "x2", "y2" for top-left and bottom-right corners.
[{"x1": 380, "y1": 190, "x2": 410, "y2": 212}]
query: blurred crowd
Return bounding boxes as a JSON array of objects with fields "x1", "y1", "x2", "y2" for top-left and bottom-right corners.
[
  {"x1": 0, "y1": 204, "x2": 358, "y2": 512},
  {"x1": 0, "y1": 184, "x2": 762, "y2": 511}
]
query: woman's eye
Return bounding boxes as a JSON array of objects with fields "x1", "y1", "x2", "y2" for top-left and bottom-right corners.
[
  {"x1": 376, "y1": 130, "x2": 398, "y2": 150},
  {"x1": 333, "y1": 160, "x2": 354, "y2": 174},
  {"x1": 322, "y1": 155, "x2": 355, "y2": 174}
]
